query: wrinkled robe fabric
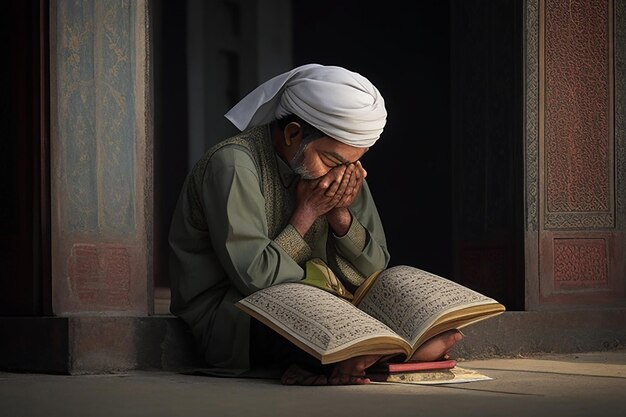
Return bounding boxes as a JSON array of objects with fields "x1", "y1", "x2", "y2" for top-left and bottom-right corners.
[{"x1": 168, "y1": 125, "x2": 390, "y2": 370}]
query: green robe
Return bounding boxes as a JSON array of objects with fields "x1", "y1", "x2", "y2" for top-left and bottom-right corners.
[{"x1": 168, "y1": 125, "x2": 390, "y2": 370}]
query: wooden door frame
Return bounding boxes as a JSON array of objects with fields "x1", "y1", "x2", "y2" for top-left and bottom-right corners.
[{"x1": 525, "y1": 0, "x2": 626, "y2": 309}]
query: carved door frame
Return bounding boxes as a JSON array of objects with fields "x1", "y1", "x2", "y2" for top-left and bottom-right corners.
[{"x1": 524, "y1": 0, "x2": 626, "y2": 309}]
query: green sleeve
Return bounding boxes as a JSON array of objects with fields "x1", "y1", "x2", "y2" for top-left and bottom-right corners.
[{"x1": 202, "y1": 147, "x2": 307, "y2": 295}]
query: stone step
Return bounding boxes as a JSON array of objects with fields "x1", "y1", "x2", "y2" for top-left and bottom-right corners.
[{"x1": 1, "y1": 308, "x2": 625, "y2": 374}]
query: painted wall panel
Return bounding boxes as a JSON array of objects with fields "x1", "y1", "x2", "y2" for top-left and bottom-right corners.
[
  {"x1": 52, "y1": 0, "x2": 151, "y2": 314},
  {"x1": 57, "y1": 0, "x2": 98, "y2": 232}
]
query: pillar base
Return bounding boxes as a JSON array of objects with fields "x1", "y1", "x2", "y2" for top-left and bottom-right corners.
[{"x1": 0, "y1": 316, "x2": 203, "y2": 374}]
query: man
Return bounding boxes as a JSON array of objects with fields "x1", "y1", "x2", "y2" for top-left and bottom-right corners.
[{"x1": 168, "y1": 64, "x2": 462, "y2": 385}]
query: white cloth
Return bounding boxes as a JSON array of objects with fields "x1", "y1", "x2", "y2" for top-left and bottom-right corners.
[{"x1": 224, "y1": 64, "x2": 386, "y2": 148}]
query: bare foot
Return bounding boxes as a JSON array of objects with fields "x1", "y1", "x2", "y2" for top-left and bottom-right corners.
[
  {"x1": 328, "y1": 355, "x2": 381, "y2": 385},
  {"x1": 280, "y1": 363, "x2": 328, "y2": 385},
  {"x1": 409, "y1": 329, "x2": 463, "y2": 362}
]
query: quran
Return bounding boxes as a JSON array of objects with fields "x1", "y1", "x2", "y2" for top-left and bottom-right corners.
[{"x1": 235, "y1": 262, "x2": 506, "y2": 365}]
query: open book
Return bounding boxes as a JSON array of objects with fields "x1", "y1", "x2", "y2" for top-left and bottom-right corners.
[{"x1": 235, "y1": 262, "x2": 505, "y2": 364}]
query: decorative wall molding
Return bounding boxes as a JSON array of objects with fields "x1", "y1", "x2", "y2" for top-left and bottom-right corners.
[
  {"x1": 616, "y1": 0, "x2": 626, "y2": 230},
  {"x1": 525, "y1": 0, "x2": 539, "y2": 232}
]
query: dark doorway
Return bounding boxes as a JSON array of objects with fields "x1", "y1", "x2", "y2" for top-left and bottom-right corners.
[
  {"x1": 0, "y1": 0, "x2": 51, "y2": 316},
  {"x1": 293, "y1": 0, "x2": 524, "y2": 310},
  {"x1": 152, "y1": 0, "x2": 190, "y2": 298}
]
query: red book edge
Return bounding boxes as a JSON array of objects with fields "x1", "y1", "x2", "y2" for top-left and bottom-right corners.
[{"x1": 375, "y1": 359, "x2": 458, "y2": 373}]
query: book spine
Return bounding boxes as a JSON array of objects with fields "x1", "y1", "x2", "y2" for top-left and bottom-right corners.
[{"x1": 387, "y1": 359, "x2": 457, "y2": 373}]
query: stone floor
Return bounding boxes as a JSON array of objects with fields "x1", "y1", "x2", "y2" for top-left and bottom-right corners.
[{"x1": 2, "y1": 350, "x2": 625, "y2": 417}]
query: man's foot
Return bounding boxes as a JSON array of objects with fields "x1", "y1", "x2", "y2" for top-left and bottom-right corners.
[
  {"x1": 280, "y1": 355, "x2": 382, "y2": 386},
  {"x1": 409, "y1": 329, "x2": 463, "y2": 362},
  {"x1": 328, "y1": 355, "x2": 381, "y2": 385},
  {"x1": 280, "y1": 363, "x2": 328, "y2": 386}
]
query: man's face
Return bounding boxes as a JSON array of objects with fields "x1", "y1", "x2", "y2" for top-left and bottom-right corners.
[{"x1": 291, "y1": 137, "x2": 368, "y2": 180}]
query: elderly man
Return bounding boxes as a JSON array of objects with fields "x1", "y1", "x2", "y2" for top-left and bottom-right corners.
[{"x1": 168, "y1": 64, "x2": 462, "y2": 385}]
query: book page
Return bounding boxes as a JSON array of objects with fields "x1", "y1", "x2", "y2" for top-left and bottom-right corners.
[
  {"x1": 357, "y1": 265, "x2": 500, "y2": 346},
  {"x1": 237, "y1": 283, "x2": 406, "y2": 358}
]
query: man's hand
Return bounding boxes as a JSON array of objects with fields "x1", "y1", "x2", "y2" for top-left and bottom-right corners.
[
  {"x1": 290, "y1": 165, "x2": 353, "y2": 236},
  {"x1": 326, "y1": 161, "x2": 367, "y2": 236},
  {"x1": 333, "y1": 161, "x2": 366, "y2": 209}
]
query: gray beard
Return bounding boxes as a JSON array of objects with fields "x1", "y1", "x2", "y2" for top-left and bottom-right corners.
[
  {"x1": 291, "y1": 143, "x2": 316, "y2": 179},
  {"x1": 292, "y1": 161, "x2": 316, "y2": 180}
]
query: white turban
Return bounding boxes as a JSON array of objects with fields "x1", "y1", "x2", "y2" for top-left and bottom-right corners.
[{"x1": 224, "y1": 63, "x2": 387, "y2": 148}]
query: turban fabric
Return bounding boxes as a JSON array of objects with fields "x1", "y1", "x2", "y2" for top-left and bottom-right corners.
[{"x1": 224, "y1": 64, "x2": 387, "y2": 148}]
